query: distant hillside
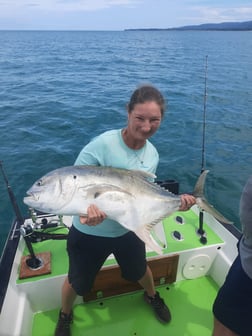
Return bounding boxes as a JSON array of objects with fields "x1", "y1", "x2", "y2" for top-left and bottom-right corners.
[
  {"x1": 125, "y1": 20, "x2": 252, "y2": 31},
  {"x1": 172, "y1": 20, "x2": 252, "y2": 31}
]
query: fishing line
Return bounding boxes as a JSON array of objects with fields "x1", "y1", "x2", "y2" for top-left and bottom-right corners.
[
  {"x1": 201, "y1": 55, "x2": 208, "y2": 173},
  {"x1": 198, "y1": 56, "x2": 208, "y2": 244}
]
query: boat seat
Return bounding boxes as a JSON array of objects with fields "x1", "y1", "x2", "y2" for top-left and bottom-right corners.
[{"x1": 83, "y1": 254, "x2": 179, "y2": 302}]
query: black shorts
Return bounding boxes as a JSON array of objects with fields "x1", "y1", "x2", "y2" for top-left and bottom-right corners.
[
  {"x1": 212, "y1": 254, "x2": 252, "y2": 336},
  {"x1": 67, "y1": 225, "x2": 147, "y2": 296}
]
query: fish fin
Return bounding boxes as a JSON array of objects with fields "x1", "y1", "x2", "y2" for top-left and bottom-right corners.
[
  {"x1": 193, "y1": 170, "x2": 209, "y2": 197},
  {"x1": 78, "y1": 184, "x2": 132, "y2": 199},
  {"x1": 135, "y1": 224, "x2": 165, "y2": 255},
  {"x1": 193, "y1": 170, "x2": 233, "y2": 224},
  {"x1": 197, "y1": 197, "x2": 233, "y2": 224},
  {"x1": 150, "y1": 221, "x2": 167, "y2": 250},
  {"x1": 130, "y1": 169, "x2": 157, "y2": 180},
  {"x1": 94, "y1": 166, "x2": 156, "y2": 181}
]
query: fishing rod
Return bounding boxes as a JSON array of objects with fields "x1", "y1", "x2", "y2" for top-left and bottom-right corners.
[
  {"x1": 1, "y1": 161, "x2": 68, "y2": 269},
  {"x1": 0, "y1": 161, "x2": 24, "y2": 225},
  {"x1": 0, "y1": 161, "x2": 43, "y2": 268},
  {"x1": 197, "y1": 56, "x2": 208, "y2": 244}
]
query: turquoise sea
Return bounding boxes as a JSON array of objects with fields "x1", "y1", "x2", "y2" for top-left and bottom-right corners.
[{"x1": 0, "y1": 30, "x2": 252, "y2": 256}]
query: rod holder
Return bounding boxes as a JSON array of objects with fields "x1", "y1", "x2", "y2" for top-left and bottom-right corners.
[
  {"x1": 197, "y1": 210, "x2": 207, "y2": 245},
  {"x1": 20, "y1": 227, "x2": 43, "y2": 270}
]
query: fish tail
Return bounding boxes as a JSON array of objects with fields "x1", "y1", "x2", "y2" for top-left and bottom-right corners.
[
  {"x1": 193, "y1": 169, "x2": 209, "y2": 197},
  {"x1": 193, "y1": 170, "x2": 233, "y2": 224}
]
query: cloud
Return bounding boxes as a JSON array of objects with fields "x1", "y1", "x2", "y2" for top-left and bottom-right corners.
[
  {"x1": 57, "y1": 0, "x2": 140, "y2": 11},
  {"x1": 182, "y1": 5, "x2": 252, "y2": 24},
  {"x1": 0, "y1": 0, "x2": 141, "y2": 12},
  {"x1": 0, "y1": 1, "x2": 251, "y2": 30}
]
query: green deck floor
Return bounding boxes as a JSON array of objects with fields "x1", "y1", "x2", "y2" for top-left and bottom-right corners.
[
  {"x1": 19, "y1": 210, "x2": 222, "y2": 335},
  {"x1": 32, "y1": 276, "x2": 218, "y2": 336}
]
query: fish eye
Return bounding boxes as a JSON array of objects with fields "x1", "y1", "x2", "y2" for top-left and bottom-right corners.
[
  {"x1": 36, "y1": 179, "x2": 43, "y2": 186},
  {"x1": 73, "y1": 175, "x2": 77, "y2": 179}
]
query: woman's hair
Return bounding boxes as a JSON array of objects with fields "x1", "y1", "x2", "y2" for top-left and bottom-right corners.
[{"x1": 127, "y1": 85, "x2": 166, "y2": 117}]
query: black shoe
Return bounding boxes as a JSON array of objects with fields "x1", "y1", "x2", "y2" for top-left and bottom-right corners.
[
  {"x1": 54, "y1": 310, "x2": 73, "y2": 336},
  {"x1": 144, "y1": 291, "x2": 171, "y2": 323}
]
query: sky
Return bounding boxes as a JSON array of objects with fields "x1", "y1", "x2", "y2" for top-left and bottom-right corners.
[{"x1": 0, "y1": 0, "x2": 251, "y2": 31}]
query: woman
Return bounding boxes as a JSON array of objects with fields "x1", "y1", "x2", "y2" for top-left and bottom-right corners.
[{"x1": 55, "y1": 84, "x2": 196, "y2": 336}]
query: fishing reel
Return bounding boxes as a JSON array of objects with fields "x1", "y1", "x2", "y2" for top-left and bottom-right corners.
[
  {"x1": 20, "y1": 208, "x2": 68, "y2": 243},
  {"x1": 19, "y1": 209, "x2": 69, "y2": 270},
  {"x1": 29, "y1": 208, "x2": 64, "y2": 228}
]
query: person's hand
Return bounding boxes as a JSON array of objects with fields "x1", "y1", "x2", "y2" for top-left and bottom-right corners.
[
  {"x1": 80, "y1": 204, "x2": 107, "y2": 226},
  {"x1": 179, "y1": 194, "x2": 196, "y2": 211}
]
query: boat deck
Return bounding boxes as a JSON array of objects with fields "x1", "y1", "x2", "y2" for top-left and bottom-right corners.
[
  {"x1": 33, "y1": 276, "x2": 218, "y2": 336},
  {"x1": 3, "y1": 207, "x2": 232, "y2": 336}
]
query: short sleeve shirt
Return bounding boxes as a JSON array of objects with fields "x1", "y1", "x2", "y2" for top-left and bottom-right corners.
[{"x1": 72, "y1": 129, "x2": 159, "y2": 237}]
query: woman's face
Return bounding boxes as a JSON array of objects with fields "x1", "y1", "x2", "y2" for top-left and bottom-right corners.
[{"x1": 127, "y1": 101, "x2": 162, "y2": 142}]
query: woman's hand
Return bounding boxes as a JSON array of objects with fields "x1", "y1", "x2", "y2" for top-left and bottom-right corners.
[
  {"x1": 80, "y1": 204, "x2": 107, "y2": 226},
  {"x1": 179, "y1": 194, "x2": 196, "y2": 211}
]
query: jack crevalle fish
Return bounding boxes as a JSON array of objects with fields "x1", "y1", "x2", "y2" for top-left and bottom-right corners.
[{"x1": 23, "y1": 165, "x2": 232, "y2": 254}]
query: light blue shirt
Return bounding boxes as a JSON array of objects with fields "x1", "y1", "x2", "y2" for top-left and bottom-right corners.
[{"x1": 72, "y1": 129, "x2": 159, "y2": 237}]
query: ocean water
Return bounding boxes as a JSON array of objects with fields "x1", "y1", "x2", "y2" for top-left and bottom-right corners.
[{"x1": 0, "y1": 30, "x2": 252, "y2": 256}]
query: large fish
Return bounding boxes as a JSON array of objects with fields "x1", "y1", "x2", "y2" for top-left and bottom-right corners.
[{"x1": 23, "y1": 165, "x2": 232, "y2": 254}]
